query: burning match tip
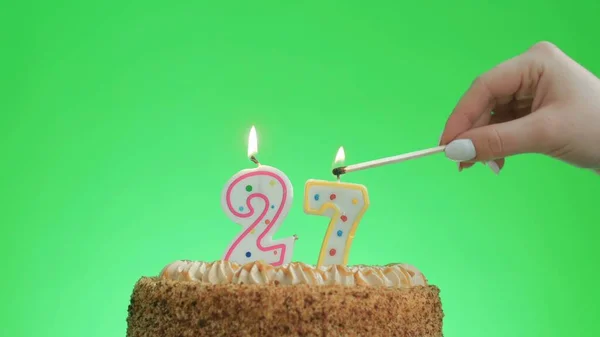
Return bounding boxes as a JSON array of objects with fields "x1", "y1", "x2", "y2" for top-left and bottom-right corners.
[{"x1": 332, "y1": 166, "x2": 346, "y2": 176}]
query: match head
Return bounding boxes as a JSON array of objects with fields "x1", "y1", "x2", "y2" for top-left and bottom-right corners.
[{"x1": 332, "y1": 166, "x2": 347, "y2": 176}]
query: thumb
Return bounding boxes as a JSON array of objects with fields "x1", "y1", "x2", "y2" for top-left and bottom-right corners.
[{"x1": 445, "y1": 113, "x2": 548, "y2": 162}]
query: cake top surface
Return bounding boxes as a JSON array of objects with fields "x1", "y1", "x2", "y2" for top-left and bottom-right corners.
[{"x1": 160, "y1": 260, "x2": 428, "y2": 288}]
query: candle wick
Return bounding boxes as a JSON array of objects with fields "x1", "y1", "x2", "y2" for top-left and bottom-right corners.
[{"x1": 250, "y1": 155, "x2": 260, "y2": 166}]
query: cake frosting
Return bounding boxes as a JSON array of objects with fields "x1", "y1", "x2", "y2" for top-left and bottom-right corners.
[{"x1": 159, "y1": 260, "x2": 428, "y2": 287}]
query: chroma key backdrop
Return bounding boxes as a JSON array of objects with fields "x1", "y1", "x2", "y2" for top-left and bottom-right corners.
[{"x1": 2, "y1": 1, "x2": 599, "y2": 337}]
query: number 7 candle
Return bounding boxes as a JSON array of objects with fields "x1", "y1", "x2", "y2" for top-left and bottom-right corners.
[
  {"x1": 304, "y1": 147, "x2": 370, "y2": 267},
  {"x1": 221, "y1": 126, "x2": 296, "y2": 266}
]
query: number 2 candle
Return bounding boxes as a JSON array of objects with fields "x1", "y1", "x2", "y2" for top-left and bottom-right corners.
[
  {"x1": 221, "y1": 126, "x2": 296, "y2": 266},
  {"x1": 304, "y1": 147, "x2": 370, "y2": 267}
]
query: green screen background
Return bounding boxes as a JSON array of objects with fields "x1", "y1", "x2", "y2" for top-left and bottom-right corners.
[{"x1": 2, "y1": 1, "x2": 599, "y2": 336}]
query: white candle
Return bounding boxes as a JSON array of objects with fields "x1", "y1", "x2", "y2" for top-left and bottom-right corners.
[
  {"x1": 221, "y1": 126, "x2": 296, "y2": 266},
  {"x1": 304, "y1": 147, "x2": 370, "y2": 267}
]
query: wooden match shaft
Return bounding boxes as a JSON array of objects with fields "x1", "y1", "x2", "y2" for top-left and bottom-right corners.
[{"x1": 333, "y1": 145, "x2": 446, "y2": 175}]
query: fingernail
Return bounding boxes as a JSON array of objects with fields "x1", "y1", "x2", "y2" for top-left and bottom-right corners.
[
  {"x1": 486, "y1": 161, "x2": 500, "y2": 175},
  {"x1": 445, "y1": 139, "x2": 476, "y2": 162}
]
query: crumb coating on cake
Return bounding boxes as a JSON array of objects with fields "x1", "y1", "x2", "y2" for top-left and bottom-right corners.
[
  {"x1": 126, "y1": 276, "x2": 444, "y2": 337},
  {"x1": 160, "y1": 260, "x2": 428, "y2": 287}
]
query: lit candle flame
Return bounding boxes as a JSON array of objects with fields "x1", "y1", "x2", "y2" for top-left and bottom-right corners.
[
  {"x1": 248, "y1": 126, "x2": 258, "y2": 158},
  {"x1": 334, "y1": 146, "x2": 345, "y2": 164}
]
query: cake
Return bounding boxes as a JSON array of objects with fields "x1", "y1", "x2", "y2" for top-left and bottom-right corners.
[{"x1": 126, "y1": 260, "x2": 444, "y2": 336}]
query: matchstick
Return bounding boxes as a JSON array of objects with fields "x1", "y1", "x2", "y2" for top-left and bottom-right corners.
[{"x1": 332, "y1": 145, "x2": 447, "y2": 176}]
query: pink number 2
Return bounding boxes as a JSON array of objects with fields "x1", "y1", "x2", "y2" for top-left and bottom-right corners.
[{"x1": 221, "y1": 165, "x2": 296, "y2": 266}]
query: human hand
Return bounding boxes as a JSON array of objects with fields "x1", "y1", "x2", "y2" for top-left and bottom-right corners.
[{"x1": 439, "y1": 41, "x2": 600, "y2": 174}]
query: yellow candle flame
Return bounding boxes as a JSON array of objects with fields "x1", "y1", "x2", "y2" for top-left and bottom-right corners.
[
  {"x1": 248, "y1": 126, "x2": 258, "y2": 158},
  {"x1": 334, "y1": 146, "x2": 345, "y2": 164}
]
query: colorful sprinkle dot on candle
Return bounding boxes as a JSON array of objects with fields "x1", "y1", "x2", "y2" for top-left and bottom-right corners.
[
  {"x1": 337, "y1": 230, "x2": 343, "y2": 237},
  {"x1": 314, "y1": 194, "x2": 320, "y2": 201},
  {"x1": 273, "y1": 250, "x2": 278, "y2": 255},
  {"x1": 238, "y1": 206, "x2": 244, "y2": 211},
  {"x1": 250, "y1": 229, "x2": 255, "y2": 234},
  {"x1": 245, "y1": 185, "x2": 253, "y2": 192},
  {"x1": 245, "y1": 251, "x2": 252, "y2": 258},
  {"x1": 271, "y1": 204, "x2": 275, "y2": 209},
  {"x1": 352, "y1": 198, "x2": 358, "y2": 205},
  {"x1": 330, "y1": 194, "x2": 336, "y2": 200},
  {"x1": 340, "y1": 215, "x2": 348, "y2": 222},
  {"x1": 329, "y1": 248, "x2": 336, "y2": 256},
  {"x1": 265, "y1": 219, "x2": 271, "y2": 225},
  {"x1": 269, "y1": 180, "x2": 276, "y2": 187}
]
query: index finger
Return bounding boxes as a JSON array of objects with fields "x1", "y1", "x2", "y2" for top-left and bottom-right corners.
[{"x1": 439, "y1": 52, "x2": 536, "y2": 145}]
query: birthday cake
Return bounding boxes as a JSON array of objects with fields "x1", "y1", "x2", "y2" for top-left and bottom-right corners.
[
  {"x1": 126, "y1": 128, "x2": 444, "y2": 336},
  {"x1": 126, "y1": 260, "x2": 444, "y2": 337}
]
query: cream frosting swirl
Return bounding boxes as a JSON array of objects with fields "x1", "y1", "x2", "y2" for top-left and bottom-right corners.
[{"x1": 159, "y1": 260, "x2": 428, "y2": 288}]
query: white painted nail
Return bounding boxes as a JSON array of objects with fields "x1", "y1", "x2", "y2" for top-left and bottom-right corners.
[
  {"x1": 486, "y1": 161, "x2": 500, "y2": 175},
  {"x1": 445, "y1": 139, "x2": 476, "y2": 162}
]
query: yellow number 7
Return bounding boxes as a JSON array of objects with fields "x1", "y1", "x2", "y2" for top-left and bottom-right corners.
[{"x1": 303, "y1": 179, "x2": 370, "y2": 267}]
